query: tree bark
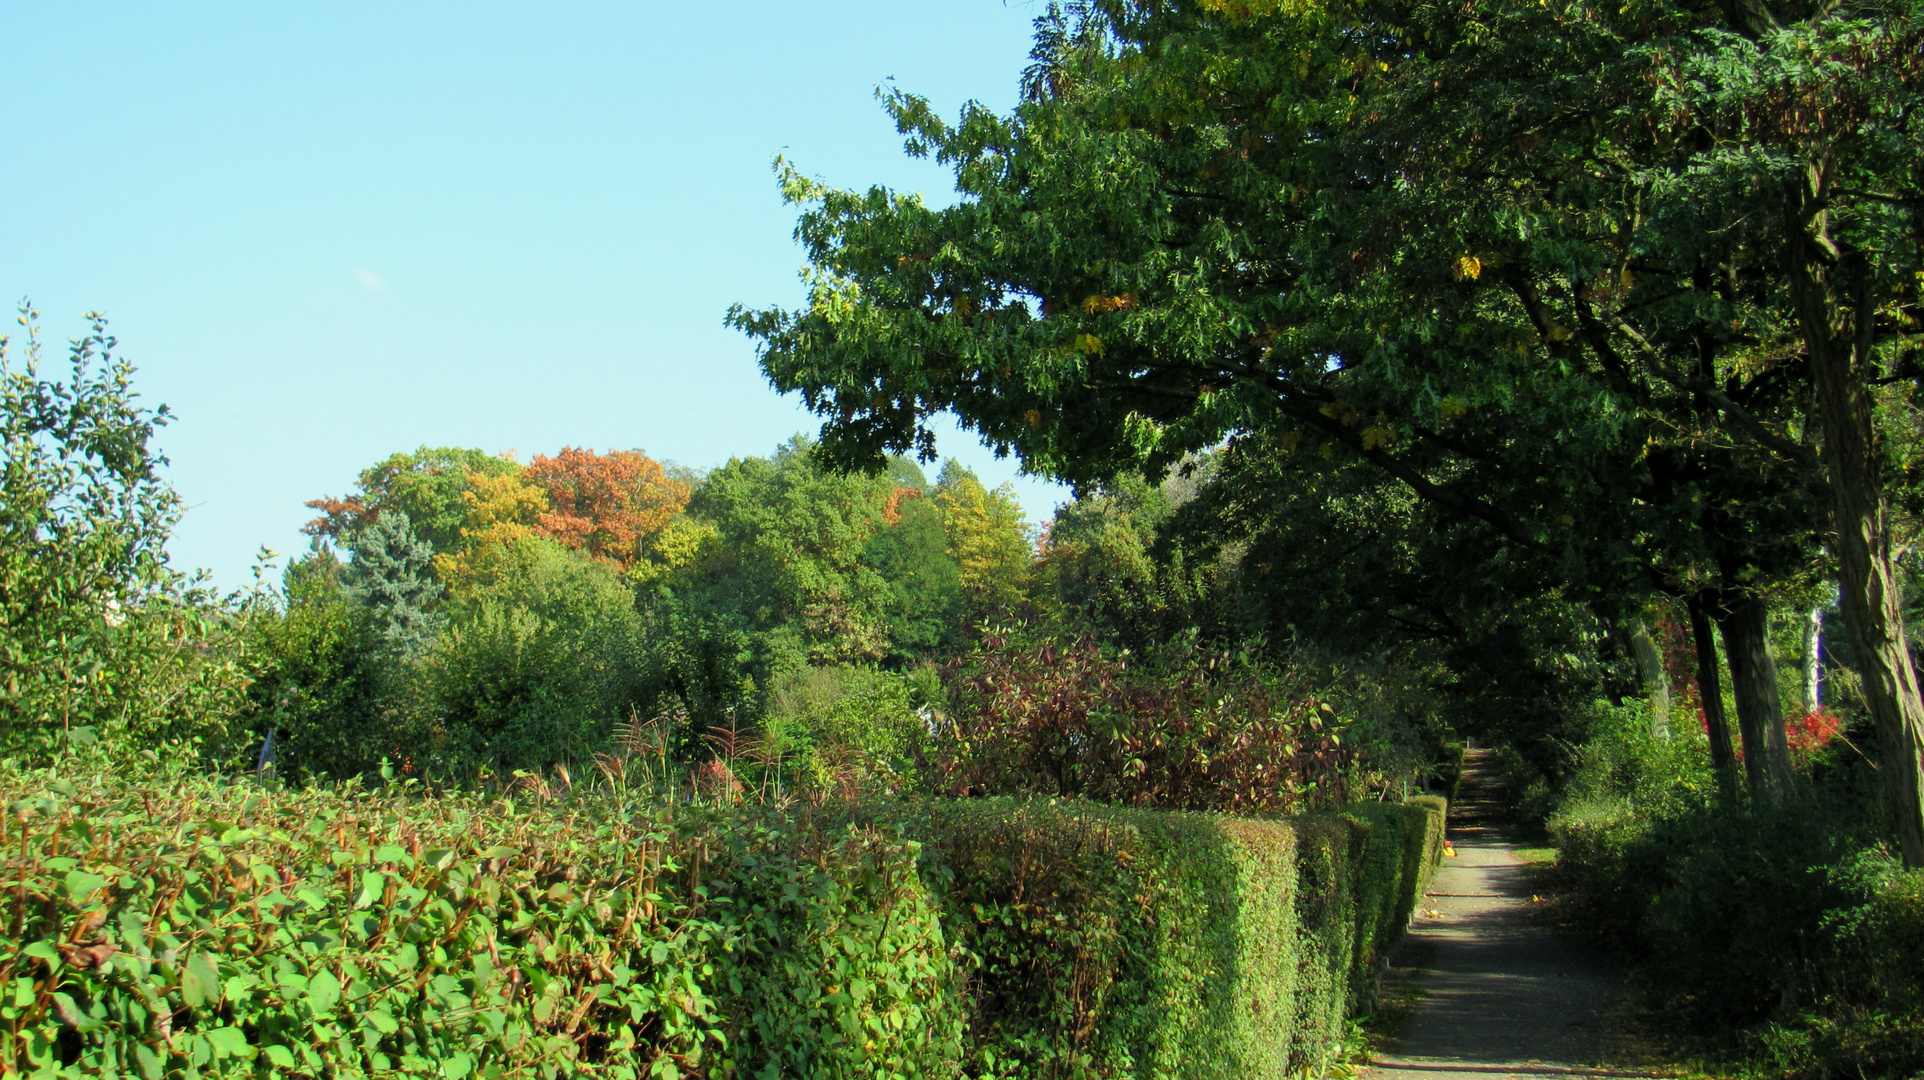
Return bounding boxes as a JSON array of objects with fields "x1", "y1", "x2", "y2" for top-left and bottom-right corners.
[
  {"x1": 1629, "y1": 616, "x2": 1672, "y2": 739},
  {"x1": 1803, "y1": 605, "x2": 1823, "y2": 712},
  {"x1": 1689, "y1": 594, "x2": 1740, "y2": 789},
  {"x1": 1791, "y1": 170, "x2": 1924, "y2": 866},
  {"x1": 1717, "y1": 595, "x2": 1794, "y2": 800}
]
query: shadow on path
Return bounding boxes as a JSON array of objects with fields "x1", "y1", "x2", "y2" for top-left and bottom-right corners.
[{"x1": 1366, "y1": 751, "x2": 1658, "y2": 1080}]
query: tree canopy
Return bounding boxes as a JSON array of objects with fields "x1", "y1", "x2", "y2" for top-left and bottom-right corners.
[{"x1": 732, "y1": 0, "x2": 1924, "y2": 857}]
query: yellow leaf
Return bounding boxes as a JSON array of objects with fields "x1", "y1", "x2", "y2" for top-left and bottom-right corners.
[{"x1": 1453, "y1": 255, "x2": 1483, "y2": 281}]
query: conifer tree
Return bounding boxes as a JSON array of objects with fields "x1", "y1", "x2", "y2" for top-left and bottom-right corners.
[{"x1": 343, "y1": 512, "x2": 444, "y2": 656}]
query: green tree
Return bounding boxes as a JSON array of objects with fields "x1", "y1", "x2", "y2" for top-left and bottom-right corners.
[
  {"x1": 425, "y1": 533, "x2": 651, "y2": 770},
  {"x1": 242, "y1": 551, "x2": 395, "y2": 779},
  {"x1": 933, "y1": 461, "x2": 1035, "y2": 623},
  {"x1": 0, "y1": 306, "x2": 244, "y2": 756},
  {"x1": 729, "y1": 0, "x2": 1919, "y2": 829},
  {"x1": 341, "y1": 512, "x2": 445, "y2": 656},
  {"x1": 863, "y1": 483, "x2": 965, "y2": 659},
  {"x1": 305, "y1": 446, "x2": 520, "y2": 555},
  {"x1": 681, "y1": 439, "x2": 900, "y2": 667}
]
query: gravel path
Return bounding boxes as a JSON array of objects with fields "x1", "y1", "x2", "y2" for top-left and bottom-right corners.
[{"x1": 1365, "y1": 754, "x2": 1658, "y2": 1080}]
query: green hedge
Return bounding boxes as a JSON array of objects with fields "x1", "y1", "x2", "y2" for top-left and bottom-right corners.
[
  {"x1": 853, "y1": 797, "x2": 1443, "y2": 1078},
  {"x1": 0, "y1": 764, "x2": 1440, "y2": 1079}
]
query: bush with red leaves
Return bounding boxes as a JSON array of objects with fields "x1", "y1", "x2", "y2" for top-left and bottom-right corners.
[{"x1": 929, "y1": 632, "x2": 1351, "y2": 814}]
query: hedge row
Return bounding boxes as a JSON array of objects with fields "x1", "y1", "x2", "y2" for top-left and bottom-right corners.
[
  {"x1": 0, "y1": 764, "x2": 1441, "y2": 1079},
  {"x1": 840, "y1": 795, "x2": 1444, "y2": 1077}
]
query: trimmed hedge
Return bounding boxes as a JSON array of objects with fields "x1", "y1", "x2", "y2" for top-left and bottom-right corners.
[
  {"x1": 0, "y1": 764, "x2": 1440, "y2": 1078},
  {"x1": 855, "y1": 797, "x2": 1444, "y2": 1078}
]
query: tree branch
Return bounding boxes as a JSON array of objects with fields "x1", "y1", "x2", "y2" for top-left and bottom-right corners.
[{"x1": 1605, "y1": 313, "x2": 1821, "y2": 470}]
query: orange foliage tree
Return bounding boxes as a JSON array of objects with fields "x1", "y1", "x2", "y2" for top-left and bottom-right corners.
[{"x1": 525, "y1": 448, "x2": 690, "y2": 569}]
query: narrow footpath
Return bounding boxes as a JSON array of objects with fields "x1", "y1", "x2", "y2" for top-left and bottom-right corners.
[{"x1": 1366, "y1": 751, "x2": 1658, "y2": 1080}]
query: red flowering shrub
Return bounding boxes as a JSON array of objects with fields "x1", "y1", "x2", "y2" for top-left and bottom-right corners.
[{"x1": 1787, "y1": 706, "x2": 1843, "y2": 758}]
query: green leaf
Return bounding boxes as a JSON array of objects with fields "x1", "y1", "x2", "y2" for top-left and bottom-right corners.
[
  {"x1": 365, "y1": 1008, "x2": 400, "y2": 1035},
  {"x1": 305, "y1": 968, "x2": 342, "y2": 1016},
  {"x1": 204, "y1": 1025, "x2": 254, "y2": 1059},
  {"x1": 52, "y1": 992, "x2": 102, "y2": 1033},
  {"x1": 183, "y1": 952, "x2": 222, "y2": 1008},
  {"x1": 355, "y1": 870, "x2": 385, "y2": 909},
  {"x1": 442, "y1": 1050, "x2": 475, "y2": 1080},
  {"x1": 134, "y1": 1043, "x2": 164, "y2": 1080},
  {"x1": 63, "y1": 870, "x2": 107, "y2": 903},
  {"x1": 263, "y1": 1044, "x2": 297, "y2": 1070}
]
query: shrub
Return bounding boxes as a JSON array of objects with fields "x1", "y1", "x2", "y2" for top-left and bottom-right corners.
[
  {"x1": 707, "y1": 818, "x2": 962, "y2": 1077},
  {"x1": 1546, "y1": 704, "x2": 1924, "y2": 1078},
  {"x1": 0, "y1": 758, "x2": 1439, "y2": 1078},
  {"x1": 0, "y1": 758, "x2": 956, "y2": 1079},
  {"x1": 761, "y1": 664, "x2": 927, "y2": 787},
  {"x1": 239, "y1": 559, "x2": 411, "y2": 781},
  {"x1": 0, "y1": 308, "x2": 248, "y2": 759},
  {"x1": 931, "y1": 634, "x2": 1353, "y2": 814},
  {"x1": 848, "y1": 795, "x2": 1443, "y2": 1077},
  {"x1": 424, "y1": 536, "x2": 654, "y2": 771}
]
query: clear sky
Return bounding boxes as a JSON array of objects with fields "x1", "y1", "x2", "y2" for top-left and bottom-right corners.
[{"x1": 3, "y1": 2, "x2": 1071, "y2": 588}]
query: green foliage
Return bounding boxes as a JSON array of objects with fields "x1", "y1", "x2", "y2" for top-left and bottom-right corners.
[
  {"x1": 848, "y1": 795, "x2": 1444, "y2": 1077},
  {"x1": 1043, "y1": 472, "x2": 1194, "y2": 649},
  {"x1": 342, "y1": 513, "x2": 444, "y2": 657},
  {"x1": 707, "y1": 820, "x2": 962, "y2": 1077},
  {"x1": 761, "y1": 664, "x2": 928, "y2": 786},
  {"x1": 240, "y1": 556, "x2": 400, "y2": 780},
  {"x1": 1547, "y1": 705, "x2": 1924, "y2": 1077},
  {"x1": 425, "y1": 536, "x2": 652, "y2": 772},
  {"x1": 0, "y1": 757, "x2": 970, "y2": 1079},
  {"x1": 682, "y1": 440, "x2": 902, "y2": 668},
  {"x1": 0, "y1": 756, "x2": 1440, "y2": 1079},
  {"x1": 0, "y1": 307, "x2": 247, "y2": 759},
  {"x1": 861, "y1": 490, "x2": 963, "y2": 661}
]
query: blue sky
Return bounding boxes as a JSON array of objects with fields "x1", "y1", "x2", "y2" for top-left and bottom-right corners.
[{"x1": 3, "y1": 2, "x2": 1070, "y2": 588}]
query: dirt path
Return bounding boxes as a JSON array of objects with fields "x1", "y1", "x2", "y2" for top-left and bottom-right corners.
[{"x1": 1366, "y1": 752, "x2": 1658, "y2": 1079}]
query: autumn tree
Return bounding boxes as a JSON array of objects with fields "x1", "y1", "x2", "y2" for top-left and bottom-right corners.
[
  {"x1": 933, "y1": 462, "x2": 1035, "y2": 623},
  {"x1": 430, "y1": 466, "x2": 551, "y2": 593},
  {"x1": 304, "y1": 446, "x2": 519, "y2": 553},
  {"x1": 525, "y1": 447, "x2": 691, "y2": 570}
]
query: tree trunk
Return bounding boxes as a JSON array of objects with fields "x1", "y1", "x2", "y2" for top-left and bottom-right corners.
[
  {"x1": 1791, "y1": 171, "x2": 1924, "y2": 866},
  {"x1": 1717, "y1": 595, "x2": 1794, "y2": 800},
  {"x1": 1629, "y1": 616, "x2": 1672, "y2": 739},
  {"x1": 1803, "y1": 605, "x2": 1823, "y2": 712},
  {"x1": 1689, "y1": 594, "x2": 1739, "y2": 788}
]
